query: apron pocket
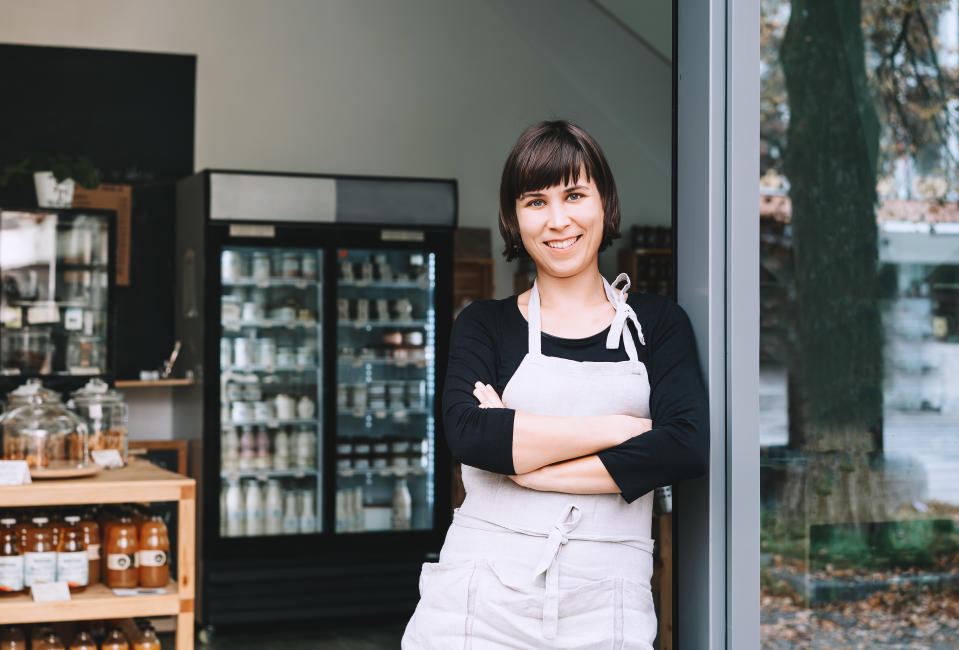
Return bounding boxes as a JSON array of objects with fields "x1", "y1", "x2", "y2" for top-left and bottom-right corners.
[
  {"x1": 403, "y1": 560, "x2": 480, "y2": 649},
  {"x1": 620, "y1": 579, "x2": 656, "y2": 650},
  {"x1": 556, "y1": 576, "x2": 619, "y2": 650}
]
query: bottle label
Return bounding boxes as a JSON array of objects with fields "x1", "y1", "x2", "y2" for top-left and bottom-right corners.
[
  {"x1": 86, "y1": 543, "x2": 101, "y2": 560},
  {"x1": 56, "y1": 550, "x2": 89, "y2": 587},
  {"x1": 137, "y1": 550, "x2": 168, "y2": 567},
  {"x1": 0, "y1": 555, "x2": 24, "y2": 591},
  {"x1": 106, "y1": 553, "x2": 136, "y2": 571},
  {"x1": 23, "y1": 551, "x2": 57, "y2": 586}
]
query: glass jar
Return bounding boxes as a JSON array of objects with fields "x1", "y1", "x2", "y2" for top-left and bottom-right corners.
[
  {"x1": 0, "y1": 389, "x2": 90, "y2": 473},
  {"x1": 1, "y1": 326, "x2": 53, "y2": 375},
  {"x1": 66, "y1": 334, "x2": 106, "y2": 374},
  {"x1": 69, "y1": 379, "x2": 128, "y2": 464}
]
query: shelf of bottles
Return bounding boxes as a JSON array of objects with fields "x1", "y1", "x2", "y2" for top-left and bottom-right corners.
[
  {"x1": 218, "y1": 246, "x2": 323, "y2": 538},
  {"x1": 334, "y1": 249, "x2": 436, "y2": 534},
  {"x1": 0, "y1": 211, "x2": 111, "y2": 376}
]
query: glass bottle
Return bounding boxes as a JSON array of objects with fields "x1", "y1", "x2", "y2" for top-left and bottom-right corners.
[
  {"x1": 68, "y1": 631, "x2": 97, "y2": 650},
  {"x1": 105, "y1": 516, "x2": 138, "y2": 588},
  {"x1": 101, "y1": 628, "x2": 129, "y2": 650},
  {"x1": 78, "y1": 510, "x2": 101, "y2": 585},
  {"x1": 138, "y1": 514, "x2": 170, "y2": 588},
  {"x1": 56, "y1": 515, "x2": 89, "y2": 591},
  {"x1": 0, "y1": 625, "x2": 27, "y2": 650},
  {"x1": 131, "y1": 623, "x2": 161, "y2": 650},
  {"x1": 23, "y1": 516, "x2": 56, "y2": 587},
  {"x1": 0, "y1": 517, "x2": 24, "y2": 594}
]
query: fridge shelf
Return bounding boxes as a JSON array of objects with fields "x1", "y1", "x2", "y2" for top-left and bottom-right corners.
[
  {"x1": 222, "y1": 365, "x2": 319, "y2": 374},
  {"x1": 222, "y1": 319, "x2": 319, "y2": 331},
  {"x1": 221, "y1": 468, "x2": 318, "y2": 480},
  {"x1": 338, "y1": 280, "x2": 428, "y2": 290},
  {"x1": 222, "y1": 418, "x2": 319, "y2": 428},
  {"x1": 338, "y1": 319, "x2": 428, "y2": 328},
  {"x1": 337, "y1": 466, "x2": 426, "y2": 478},
  {"x1": 223, "y1": 277, "x2": 319, "y2": 288},
  {"x1": 337, "y1": 407, "x2": 430, "y2": 418},
  {"x1": 337, "y1": 357, "x2": 428, "y2": 369}
]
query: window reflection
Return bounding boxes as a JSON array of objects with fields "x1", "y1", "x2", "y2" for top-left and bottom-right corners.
[{"x1": 760, "y1": 1, "x2": 959, "y2": 646}]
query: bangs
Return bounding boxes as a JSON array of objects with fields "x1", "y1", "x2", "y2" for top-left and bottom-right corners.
[{"x1": 508, "y1": 132, "x2": 594, "y2": 200}]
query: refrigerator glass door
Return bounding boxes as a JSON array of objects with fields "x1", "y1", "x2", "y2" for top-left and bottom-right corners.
[
  {"x1": 334, "y1": 248, "x2": 436, "y2": 533},
  {"x1": 0, "y1": 210, "x2": 110, "y2": 376},
  {"x1": 218, "y1": 245, "x2": 324, "y2": 537}
]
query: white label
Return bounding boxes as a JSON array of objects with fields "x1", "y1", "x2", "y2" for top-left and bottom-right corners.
[
  {"x1": 229, "y1": 224, "x2": 276, "y2": 238},
  {"x1": 23, "y1": 551, "x2": 57, "y2": 586},
  {"x1": 137, "y1": 550, "x2": 168, "y2": 567},
  {"x1": 86, "y1": 543, "x2": 101, "y2": 561},
  {"x1": 27, "y1": 304, "x2": 59, "y2": 324},
  {"x1": 381, "y1": 229, "x2": 425, "y2": 242},
  {"x1": 92, "y1": 449, "x2": 123, "y2": 468},
  {"x1": 106, "y1": 553, "x2": 136, "y2": 571},
  {"x1": 56, "y1": 550, "x2": 89, "y2": 587},
  {"x1": 0, "y1": 461, "x2": 31, "y2": 485},
  {"x1": 64, "y1": 308, "x2": 83, "y2": 331},
  {"x1": 31, "y1": 581, "x2": 71, "y2": 602},
  {"x1": 0, "y1": 555, "x2": 24, "y2": 592}
]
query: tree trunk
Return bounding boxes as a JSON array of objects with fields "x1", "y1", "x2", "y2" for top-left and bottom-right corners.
[{"x1": 781, "y1": 0, "x2": 885, "y2": 525}]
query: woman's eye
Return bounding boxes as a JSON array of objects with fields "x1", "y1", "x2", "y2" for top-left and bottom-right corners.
[
  {"x1": 527, "y1": 199, "x2": 545, "y2": 207},
  {"x1": 567, "y1": 193, "x2": 582, "y2": 201}
]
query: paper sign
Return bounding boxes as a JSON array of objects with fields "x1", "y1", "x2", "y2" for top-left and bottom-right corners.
[
  {"x1": 0, "y1": 461, "x2": 31, "y2": 485},
  {"x1": 91, "y1": 449, "x2": 123, "y2": 469},
  {"x1": 32, "y1": 581, "x2": 71, "y2": 602}
]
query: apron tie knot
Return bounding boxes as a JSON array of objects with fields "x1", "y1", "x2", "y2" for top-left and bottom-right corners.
[
  {"x1": 604, "y1": 273, "x2": 644, "y2": 362},
  {"x1": 532, "y1": 505, "x2": 582, "y2": 640}
]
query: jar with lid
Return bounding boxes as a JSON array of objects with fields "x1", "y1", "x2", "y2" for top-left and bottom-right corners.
[
  {"x1": 0, "y1": 626, "x2": 27, "y2": 650},
  {"x1": 57, "y1": 515, "x2": 89, "y2": 591},
  {"x1": 138, "y1": 514, "x2": 170, "y2": 588},
  {"x1": 0, "y1": 516, "x2": 24, "y2": 594},
  {"x1": 1, "y1": 326, "x2": 53, "y2": 374},
  {"x1": 1, "y1": 382, "x2": 91, "y2": 474},
  {"x1": 104, "y1": 516, "x2": 138, "y2": 588},
  {"x1": 69, "y1": 378, "x2": 128, "y2": 464}
]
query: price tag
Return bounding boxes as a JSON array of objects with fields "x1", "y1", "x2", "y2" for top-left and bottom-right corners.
[
  {"x1": 295, "y1": 280, "x2": 307, "y2": 289},
  {"x1": 374, "y1": 410, "x2": 388, "y2": 420},
  {"x1": 91, "y1": 449, "x2": 123, "y2": 469},
  {"x1": 112, "y1": 587, "x2": 168, "y2": 596},
  {"x1": 27, "y1": 304, "x2": 59, "y2": 324},
  {"x1": 2, "y1": 306, "x2": 22, "y2": 328},
  {"x1": 292, "y1": 470, "x2": 305, "y2": 479},
  {"x1": 32, "y1": 581, "x2": 71, "y2": 602},
  {"x1": 0, "y1": 461, "x2": 31, "y2": 485},
  {"x1": 64, "y1": 308, "x2": 83, "y2": 331}
]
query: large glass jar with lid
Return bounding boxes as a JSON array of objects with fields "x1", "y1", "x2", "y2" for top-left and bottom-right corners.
[
  {"x1": 0, "y1": 381, "x2": 90, "y2": 475},
  {"x1": 69, "y1": 378, "x2": 128, "y2": 463}
]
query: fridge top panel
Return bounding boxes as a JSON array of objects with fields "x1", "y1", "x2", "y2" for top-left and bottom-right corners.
[
  {"x1": 205, "y1": 171, "x2": 456, "y2": 227},
  {"x1": 210, "y1": 173, "x2": 337, "y2": 223}
]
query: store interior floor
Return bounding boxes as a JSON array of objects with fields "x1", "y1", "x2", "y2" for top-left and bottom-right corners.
[{"x1": 163, "y1": 616, "x2": 409, "y2": 649}]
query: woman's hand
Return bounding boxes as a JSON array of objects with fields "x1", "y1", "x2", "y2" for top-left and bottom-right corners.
[{"x1": 473, "y1": 381, "x2": 505, "y2": 409}]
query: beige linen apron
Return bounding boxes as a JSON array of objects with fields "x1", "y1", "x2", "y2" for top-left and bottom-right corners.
[{"x1": 403, "y1": 274, "x2": 657, "y2": 649}]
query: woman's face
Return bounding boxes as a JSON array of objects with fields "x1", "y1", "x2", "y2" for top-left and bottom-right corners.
[{"x1": 515, "y1": 167, "x2": 604, "y2": 280}]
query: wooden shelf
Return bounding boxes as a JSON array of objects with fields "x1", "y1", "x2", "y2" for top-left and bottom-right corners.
[
  {"x1": 0, "y1": 459, "x2": 195, "y2": 649},
  {"x1": 114, "y1": 378, "x2": 195, "y2": 388},
  {"x1": 0, "y1": 581, "x2": 180, "y2": 624},
  {"x1": 0, "y1": 459, "x2": 194, "y2": 507}
]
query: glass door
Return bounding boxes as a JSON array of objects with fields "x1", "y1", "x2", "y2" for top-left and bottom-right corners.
[
  {"x1": 217, "y1": 245, "x2": 324, "y2": 538},
  {"x1": 334, "y1": 248, "x2": 436, "y2": 533},
  {"x1": 0, "y1": 210, "x2": 110, "y2": 376}
]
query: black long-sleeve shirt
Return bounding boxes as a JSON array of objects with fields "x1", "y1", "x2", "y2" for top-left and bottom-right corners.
[{"x1": 441, "y1": 291, "x2": 709, "y2": 503}]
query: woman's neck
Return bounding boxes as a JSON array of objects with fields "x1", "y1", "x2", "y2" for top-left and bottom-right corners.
[{"x1": 535, "y1": 269, "x2": 608, "y2": 311}]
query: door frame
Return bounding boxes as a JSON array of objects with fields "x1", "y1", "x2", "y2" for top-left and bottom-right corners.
[{"x1": 674, "y1": 0, "x2": 759, "y2": 648}]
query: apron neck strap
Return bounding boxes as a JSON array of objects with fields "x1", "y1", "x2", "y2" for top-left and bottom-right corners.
[
  {"x1": 528, "y1": 279, "x2": 543, "y2": 355},
  {"x1": 528, "y1": 274, "x2": 645, "y2": 361}
]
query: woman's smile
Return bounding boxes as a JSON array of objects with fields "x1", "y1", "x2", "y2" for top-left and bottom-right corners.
[{"x1": 544, "y1": 234, "x2": 582, "y2": 251}]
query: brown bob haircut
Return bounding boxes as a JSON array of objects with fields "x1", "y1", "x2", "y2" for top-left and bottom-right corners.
[{"x1": 498, "y1": 120, "x2": 621, "y2": 261}]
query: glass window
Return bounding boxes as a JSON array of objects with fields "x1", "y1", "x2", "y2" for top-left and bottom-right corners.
[{"x1": 760, "y1": 1, "x2": 959, "y2": 646}]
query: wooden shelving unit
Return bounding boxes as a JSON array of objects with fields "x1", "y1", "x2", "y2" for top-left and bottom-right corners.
[
  {"x1": 114, "y1": 378, "x2": 195, "y2": 388},
  {"x1": 0, "y1": 460, "x2": 196, "y2": 649}
]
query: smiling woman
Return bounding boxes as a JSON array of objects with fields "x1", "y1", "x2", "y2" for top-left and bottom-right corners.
[{"x1": 402, "y1": 120, "x2": 708, "y2": 649}]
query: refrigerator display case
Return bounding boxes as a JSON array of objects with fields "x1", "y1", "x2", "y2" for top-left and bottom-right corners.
[
  {"x1": 0, "y1": 208, "x2": 115, "y2": 388},
  {"x1": 175, "y1": 171, "x2": 454, "y2": 626}
]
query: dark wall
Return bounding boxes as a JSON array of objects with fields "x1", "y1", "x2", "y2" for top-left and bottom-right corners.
[{"x1": 0, "y1": 43, "x2": 196, "y2": 379}]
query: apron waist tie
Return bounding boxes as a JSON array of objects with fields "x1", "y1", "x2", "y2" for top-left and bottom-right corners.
[
  {"x1": 531, "y1": 504, "x2": 582, "y2": 640},
  {"x1": 453, "y1": 505, "x2": 654, "y2": 641}
]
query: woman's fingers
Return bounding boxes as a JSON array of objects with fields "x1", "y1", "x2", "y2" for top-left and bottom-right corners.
[{"x1": 473, "y1": 381, "x2": 505, "y2": 409}]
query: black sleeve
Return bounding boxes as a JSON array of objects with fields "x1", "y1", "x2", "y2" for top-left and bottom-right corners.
[
  {"x1": 596, "y1": 299, "x2": 709, "y2": 503},
  {"x1": 441, "y1": 302, "x2": 516, "y2": 475}
]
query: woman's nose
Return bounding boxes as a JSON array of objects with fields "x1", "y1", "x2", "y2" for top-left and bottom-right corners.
[{"x1": 546, "y1": 204, "x2": 571, "y2": 230}]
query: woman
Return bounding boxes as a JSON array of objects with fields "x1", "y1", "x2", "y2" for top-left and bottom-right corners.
[{"x1": 402, "y1": 121, "x2": 709, "y2": 648}]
